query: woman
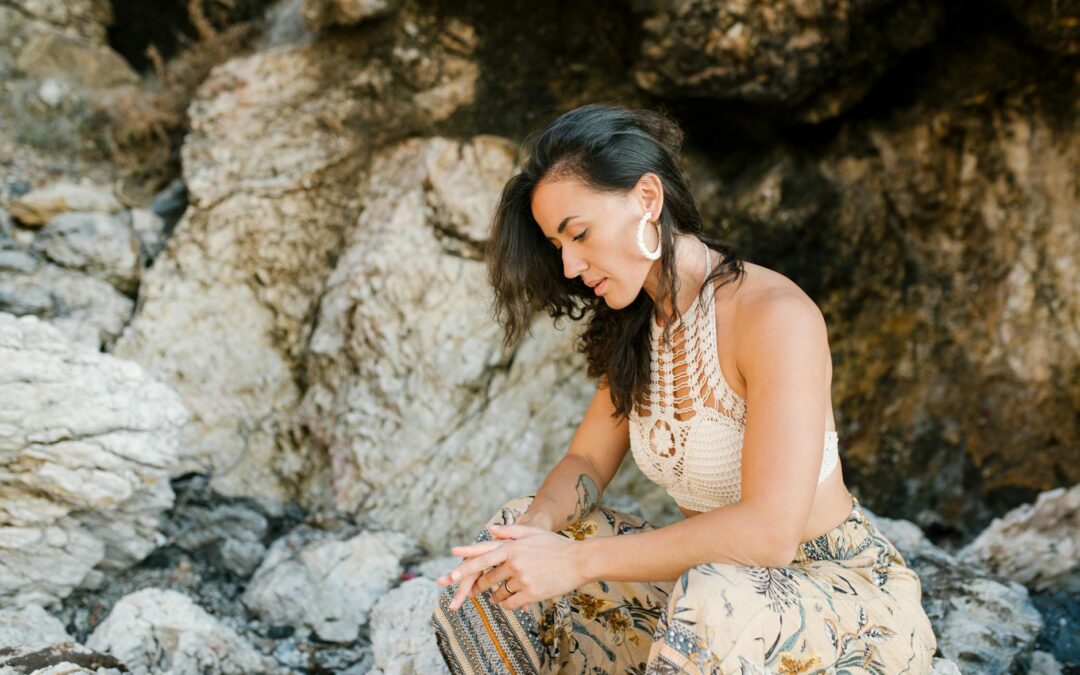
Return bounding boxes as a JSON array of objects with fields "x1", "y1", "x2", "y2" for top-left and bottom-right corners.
[{"x1": 430, "y1": 104, "x2": 937, "y2": 674}]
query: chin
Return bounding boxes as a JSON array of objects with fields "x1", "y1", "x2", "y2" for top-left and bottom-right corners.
[{"x1": 602, "y1": 294, "x2": 628, "y2": 310}]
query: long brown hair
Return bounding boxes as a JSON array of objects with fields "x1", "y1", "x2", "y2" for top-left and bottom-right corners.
[{"x1": 485, "y1": 103, "x2": 745, "y2": 420}]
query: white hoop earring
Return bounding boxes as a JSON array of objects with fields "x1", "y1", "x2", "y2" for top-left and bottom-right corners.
[{"x1": 637, "y1": 211, "x2": 662, "y2": 260}]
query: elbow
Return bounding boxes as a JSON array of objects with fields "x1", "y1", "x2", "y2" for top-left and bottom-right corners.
[
  {"x1": 758, "y1": 534, "x2": 801, "y2": 568},
  {"x1": 741, "y1": 506, "x2": 803, "y2": 568},
  {"x1": 763, "y1": 544, "x2": 798, "y2": 568}
]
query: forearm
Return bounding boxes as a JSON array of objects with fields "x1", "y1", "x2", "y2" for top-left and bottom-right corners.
[
  {"x1": 576, "y1": 501, "x2": 792, "y2": 582},
  {"x1": 519, "y1": 454, "x2": 602, "y2": 532}
]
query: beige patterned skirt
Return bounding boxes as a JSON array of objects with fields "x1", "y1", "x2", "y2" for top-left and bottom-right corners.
[{"x1": 430, "y1": 493, "x2": 937, "y2": 674}]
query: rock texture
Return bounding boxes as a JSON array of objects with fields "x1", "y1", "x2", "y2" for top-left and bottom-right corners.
[
  {"x1": 163, "y1": 502, "x2": 269, "y2": 578},
  {"x1": 0, "y1": 179, "x2": 148, "y2": 350},
  {"x1": 30, "y1": 212, "x2": 140, "y2": 295},
  {"x1": 1001, "y1": 0, "x2": 1080, "y2": 55},
  {"x1": 113, "y1": 6, "x2": 481, "y2": 505},
  {"x1": 297, "y1": 135, "x2": 600, "y2": 553},
  {"x1": 0, "y1": 0, "x2": 1075, "y2": 669},
  {"x1": 960, "y1": 484, "x2": 1080, "y2": 593},
  {"x1": 86, "y1": 588, "x2": 280, "y2": 675},
  {"x1": 0, "y1": 0, "x2": 122, "y2": 85},
  {"x1": 0, "y1": 260, "x2": 133, "y2": 349},
  {"x1": 694, "y1": 38, "x2": 1080, "y2": 535},
  {"x1": 0, "y1": 641, "x2": 126, "y2": 674},
  {"x1": 0, "y1": 604, "x2": 71, "y2": 649},
  {"x1": 13, "y1": 29, "x2": 138, "y2": 89},
  {"x1": 302, "y1": 0, "x2": 401, "y2": 30},
  {"x1": 874, "y1": 515, "x2": 1044, "y2": 673},
  {"x1": 242, "y1": 526, "x2": 417, "y2": 642},
  {"x1": 0, "y1": 313, "x2": 189, "y2": 607},
  {"x1": 633, "y1": 0, "x2": 943, "y2": 122},
  {"x1": 7, "y1": 181, "x2": 122, "y2": 227},
  {"x1": 368, "y1": 578, "x2": 449, "y2": 674}
]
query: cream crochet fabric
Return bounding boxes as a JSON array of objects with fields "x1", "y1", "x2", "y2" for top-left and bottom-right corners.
[{"x1": 628, "y1": 245, "x2": 840, "y2": 513}]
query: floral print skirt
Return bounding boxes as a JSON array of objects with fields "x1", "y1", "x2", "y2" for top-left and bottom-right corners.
[{"x1": 430, "y1": 493, "x2": 937, "y2": 674}]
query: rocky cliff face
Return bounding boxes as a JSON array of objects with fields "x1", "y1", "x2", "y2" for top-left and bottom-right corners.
[{"x1": 0, "y1": 0, "x2": 1076, "y2": 672}]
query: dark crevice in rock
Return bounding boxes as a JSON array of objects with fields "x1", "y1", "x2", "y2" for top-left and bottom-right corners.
[
  {"x1": 427, "y1": 0, "x2": 647, "y2": 142},
  {"x1": 106, "y1": 0, "x2": 273, "y2": 73}
]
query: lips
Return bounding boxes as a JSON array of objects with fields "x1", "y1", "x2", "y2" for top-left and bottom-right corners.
[{"x1": 586, "y1": 277, "x2": 607, "y2": 289}]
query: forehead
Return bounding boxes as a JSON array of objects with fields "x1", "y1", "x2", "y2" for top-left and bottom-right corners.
[{"x1": 531, "y1": 176, "x2": 608, "y2": 235}]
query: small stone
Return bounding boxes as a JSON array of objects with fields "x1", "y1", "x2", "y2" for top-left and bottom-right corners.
[
  {"x1": 9, "y1": 180, "x2": 122, "y2": 226},
  {"x1": 37, "y1": 77, "x2": 69, "y2": 107}
]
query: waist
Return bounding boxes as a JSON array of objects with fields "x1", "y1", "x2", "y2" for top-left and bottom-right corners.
[{"x1": 794, "y1": 495, "x2": 888, "y2": 564}]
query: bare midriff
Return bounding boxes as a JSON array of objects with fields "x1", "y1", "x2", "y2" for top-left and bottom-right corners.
[{"x1": 678, "y1": 463, "x2": 853, "y2": 543}]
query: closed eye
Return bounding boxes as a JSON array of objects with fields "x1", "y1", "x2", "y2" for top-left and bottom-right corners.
[{"x1": 550, "y1": 229, "x2": 587, "y2": 250}]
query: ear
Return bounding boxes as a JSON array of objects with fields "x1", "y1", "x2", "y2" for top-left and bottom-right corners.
[{"x1": 635, "y1": 173, "x2": 664, "y2": 221}]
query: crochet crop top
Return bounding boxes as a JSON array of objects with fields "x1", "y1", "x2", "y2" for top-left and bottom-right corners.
[{"x1": 628, "y1": 244, "x2": 840, "y2": 513}]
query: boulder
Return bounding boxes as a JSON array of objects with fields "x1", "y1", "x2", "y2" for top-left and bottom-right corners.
[
  {"x1": 0, "y1": 604, "x2": 71, "y2": 649},
  {"x1": 31, "y1": 212, "x2": 140, "y2": 295},
  {"x1": 8, "y1": 181, "x2": 122, "y2": 227},
  {"x1": 960, "y1": 484, "x2": 1080, "y2": 593},
  {"x1": 0, "y1": 313, "x2": 189, "y2": 608},
  {"x1": 633, "y1": 0, "x2": 943, "y2": 122},
  {"x1": 297, "y1": 136, "x2": 596, "y2": 553},
  {"x1": 874, "y1": 515, "x2": 1044, "y2": 674},
  {"x1": 242, "y1": 526, "x2": 418, "y2": 642},
  {"x1": 0, "y1": 262, "x2": 134, "y2": 349},
  {"x1": 114, "y1": 7, "x2": 480, "y2": 505},
  {"x1": 86, "y1": 588, "x2": 280, "y2": 675},
  {"x1": 369, "y1": 578, "x2": 449, "y2": 674}
]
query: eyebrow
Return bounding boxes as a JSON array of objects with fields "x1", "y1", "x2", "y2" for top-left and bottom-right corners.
[{"x1": 548, "y1": 215, "x2": 578, "y2": 243}]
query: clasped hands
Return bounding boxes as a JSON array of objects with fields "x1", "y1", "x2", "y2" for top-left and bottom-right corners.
[{"x1": 435, "y1": 522, "x2": 588, "y2": 612}]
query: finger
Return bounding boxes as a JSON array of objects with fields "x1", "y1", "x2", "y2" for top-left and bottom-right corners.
[
  {"x1": 502, "y1": 591, "x2": 527, "y2": 611},
  {"x1": 450, "y1": 540, "x2": 503, "y2": 557},
  {"x1": 465, "y1": 567, "x2": 495, "y2": 598},
  {"x1": 444, "y1": 546, "x2": 510, "y2": 583},
  {"x1": 489, "y1": 585, "x2": 509, "y2": 605},
  {"x1": 476, "y1": 565, "x2": 512, "y2": 596},
  {"x1": 449, "y1": 571, "x2": 480, "y2": 611},
  {"x1": 488, "y1": 524, "x2": 539, "y2": 539},
  {"x1": 487, "y1": 576, "x2": 517, "y2": 605},
  {"x1": 436, "y1": 555, "x2": 493, "y2": 587}
]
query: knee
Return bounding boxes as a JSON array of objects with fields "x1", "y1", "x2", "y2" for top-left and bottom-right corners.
[
  {"x1": 674, "y1": 562, "x2": 763, "y2": 606},
  {"x1": 500, "y1": 494, "x2": 536, "y2": 512},
  {"x1": 676, "y1": 561, "x2": 730, "y2": 586},
  {"x1": 482, "y1": 494, "x2": 536, "y2": 528}
]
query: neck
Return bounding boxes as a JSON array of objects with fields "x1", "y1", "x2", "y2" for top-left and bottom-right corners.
[{"x1": 642, "y1": 234, "x2": 706, "y2": 321}]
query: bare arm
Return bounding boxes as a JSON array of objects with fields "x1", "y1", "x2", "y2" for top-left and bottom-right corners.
[
  {"x1": 517, "y1": 455, "x2": 602, "y2": 531},
  {"x1": 517, "y1": 380, "x2": 628, "y2": 531},
  {"x1": 575, "y1": 292, "x2": 830, "y2": 580}
]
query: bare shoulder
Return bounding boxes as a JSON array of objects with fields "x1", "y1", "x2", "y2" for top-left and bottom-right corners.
[{"x1": 724, "y1": 263, "x2": 828, "y2": 377}]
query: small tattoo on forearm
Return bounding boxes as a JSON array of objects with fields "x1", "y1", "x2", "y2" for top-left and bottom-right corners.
[{"x1": 567, "y1": 474, "x2": 599, "y2": 523}]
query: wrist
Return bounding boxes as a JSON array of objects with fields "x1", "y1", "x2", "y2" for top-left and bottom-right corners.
[
  {"x1": 574, "y1": 536, "x2": 601, "y2": 584},
  {"x1": 517, "y1": 502, "x2": 558, "y2": 532}
]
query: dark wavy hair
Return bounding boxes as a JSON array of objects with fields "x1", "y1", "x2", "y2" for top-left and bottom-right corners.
[{"x1": 485, "y1": 103, "x2": 745, "y2": 420}]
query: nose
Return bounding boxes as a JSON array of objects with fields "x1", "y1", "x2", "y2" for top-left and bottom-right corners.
[{"x1": 561, "y1": 246, "x2": 587, "y2": 279}]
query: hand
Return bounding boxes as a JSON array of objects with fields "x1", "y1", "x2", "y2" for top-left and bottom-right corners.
[
  {"x1": 435, "y1": 523, "x2": 588, "y2": 612},
  {"x1": 515, "y1": 511, "x2": 557, "y2": 532}
]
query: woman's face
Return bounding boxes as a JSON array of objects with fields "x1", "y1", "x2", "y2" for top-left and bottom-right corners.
[{"x1": 531, "y1": 173, "x2": 663, "y2": 309}]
